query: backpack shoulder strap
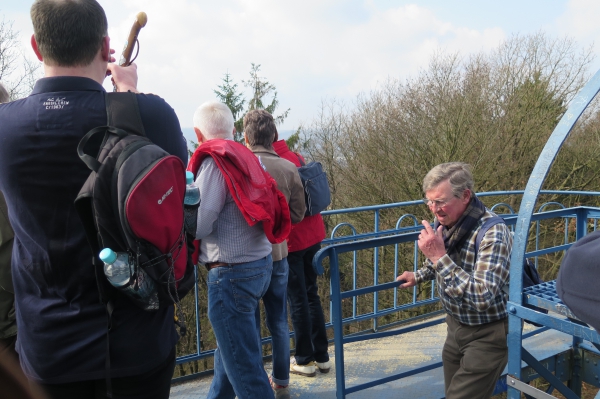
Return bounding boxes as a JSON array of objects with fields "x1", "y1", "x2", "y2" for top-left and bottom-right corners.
[
  {"x1": 475, "y1": 216, "x2": 505, "y2": 254},
  {"x1": 106, "y1": 92, "x2": 146, "y2": 136},
  {"x1": 295, "y1": 152, "x2": 306, "y2": 167}
]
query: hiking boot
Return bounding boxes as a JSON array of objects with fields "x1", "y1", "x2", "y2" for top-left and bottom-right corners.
[
  {"x1": 290, "y1": 358, "x2": 316, "y2": 377},
  {"x1": 270, "y1": 375, "x2": 290, "y2": 399},
  {"x1": 316, "y1": 360, "x2": 331, "y2": 373}
]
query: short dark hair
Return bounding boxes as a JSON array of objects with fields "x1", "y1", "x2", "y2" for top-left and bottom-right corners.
[
  {"x1": 243, "y1": 109, "x2": 277, "y2": 148},
  {"x1": 31, "y1": 0, "x2": 108, "y2": 67}
]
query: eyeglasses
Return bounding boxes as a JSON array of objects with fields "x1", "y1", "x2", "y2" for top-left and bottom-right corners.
[{"x1": 422, "y1": 197, "x2": 454, "y2": 208}]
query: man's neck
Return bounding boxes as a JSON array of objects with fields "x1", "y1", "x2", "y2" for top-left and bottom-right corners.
[{"x1": 43, "y1": 63, "x2": 106, "y2": 85}]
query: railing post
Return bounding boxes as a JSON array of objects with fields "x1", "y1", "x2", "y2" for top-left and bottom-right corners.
[
  {"x1": 328, "y1": 248, "x2": 347, "y2": 399},
  {"x1": 373, "y1": 210, "x2": 380, "y2": 332}
]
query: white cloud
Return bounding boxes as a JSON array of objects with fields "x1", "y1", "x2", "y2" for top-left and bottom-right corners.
[
  {"x1": 559, "y1": 0, "x2": 600, "y2": 41},
  {"x1": 143, "y1": 2, "x2": 508, "y2": 129},
  {"x1": 0, "y1": 1, "x2": 510, "y2": 130}
]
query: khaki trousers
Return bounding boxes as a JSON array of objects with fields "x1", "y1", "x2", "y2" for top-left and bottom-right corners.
[{"x1": 442, "y1": 315, "x2": 508, "y2": 399}]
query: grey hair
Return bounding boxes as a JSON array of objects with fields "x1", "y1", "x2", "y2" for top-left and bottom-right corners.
[
  {"x1": 192, "y1": 101, "x2": 234, "y2": 140},
  {"x1": 0, "y1": 83, "x2": 9, "y2": 103},
  {"x1": 423, "y1": 162, "x2": 474, "y2": 198}
]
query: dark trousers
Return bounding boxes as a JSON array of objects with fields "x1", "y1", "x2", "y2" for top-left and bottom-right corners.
[
  {"x1": 442, "y1": 315, "x2": 508, "y2": 399},
  {"x1": 286, "y1": 243, "x2": 329, "y2": 365},
  {"x1": 38, "y1": 347, "x2": 176, "y2": 399}
]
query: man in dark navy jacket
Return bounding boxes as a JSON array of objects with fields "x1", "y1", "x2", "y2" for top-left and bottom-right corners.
[{"x1": 0, "y1": 1, "x2": 187, "y2": 398}]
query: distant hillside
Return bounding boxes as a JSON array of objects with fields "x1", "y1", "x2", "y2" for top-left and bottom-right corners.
[{"x1": 182, "y1": 127, "x2": 295, "y2": 151}]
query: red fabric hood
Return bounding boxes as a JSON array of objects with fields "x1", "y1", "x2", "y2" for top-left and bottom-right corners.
[{"x1": 188, "y1": 139, "x2": 291, "y2": 245}]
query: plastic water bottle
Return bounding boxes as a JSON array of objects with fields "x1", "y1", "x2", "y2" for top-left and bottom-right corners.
[
  {"x1": 99, "y1": 248, "x2": 159, "y2": 310},
  {"x1": 184, "y1": 171, "x2": 200, "y2": 235},
  {"x1": 100, "y1": 248, "x2": 133, "y2": 287},
  {"x1": 184, "y1": 171, "x2": 200, "y2": 207}
]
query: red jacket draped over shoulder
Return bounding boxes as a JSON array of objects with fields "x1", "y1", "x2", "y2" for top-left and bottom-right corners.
[{"x1": 188, "y1": 139, "x2": 291, "y2": 245}]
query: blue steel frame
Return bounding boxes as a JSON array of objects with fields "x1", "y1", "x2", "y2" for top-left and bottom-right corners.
[
  {"x1": 312, "y1": 204, "x2": 600, "y2": 399},
  {"x1": 506, "y1": 68, "x2": 600, "y2": 399},
  {"x1": 173, "y1": 191, "x2": 600, "y2": 389}
]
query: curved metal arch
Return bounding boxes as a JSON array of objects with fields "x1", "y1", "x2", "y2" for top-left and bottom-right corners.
[
  {"x1": 331, "y1": 222, "x2": 359, "y2": 238},
  {"x1": 395, "y1": 214, "x2": 420, "y2": 229},
  {"x1": 490, "y1": 202, "x2": 516, "y2": 214},
  {"x1": 507, "y1": 68, "x2": 600, "y2": 395},
  {"x1": 537, "y1": 201, "x2": 566, "y2": 212}
]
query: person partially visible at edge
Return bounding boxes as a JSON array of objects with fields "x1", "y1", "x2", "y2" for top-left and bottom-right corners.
[
  {"x1": 0, "y1": 79, "x2": 48, "y2": 399},
  {"x1": 272, "y1": 140, "x2": 331, "y2": 377},
  {"x1": 0, "y1": 1, "x2": 187, "y2": 398},
  {"x1": 0, "y1": 192, "x2": 16, "y2": 361},
  {"x1": 0, "y1": 82, "x2": 17, "y2": 361},
  {"x1": 244, "y1": 110, "x2": 305, "y2": 399},
  {"x1": 396, "y1": 162, "x2": 512, "y2": 399},
  {"x1": 188, "y1": 102, "x2": 291, "y2": 399}
]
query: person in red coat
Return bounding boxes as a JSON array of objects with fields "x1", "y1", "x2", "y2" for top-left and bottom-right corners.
[{"x1": 272, "y1": 140, "x2": 331, "y2": 376}]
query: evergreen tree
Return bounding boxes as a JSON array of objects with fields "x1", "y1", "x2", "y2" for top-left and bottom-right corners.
[
  {"x1": 214, "y1": 72, "x2": 245, "y2": 142},
  {"x1": 210, "y1": 64, "x2": 292, "y2": 145},
  {"x1": 243, "y1": 63, "x2": 290, "y2": 126}
]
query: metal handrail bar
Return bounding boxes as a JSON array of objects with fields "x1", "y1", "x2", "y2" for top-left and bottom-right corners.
[{"x1": 312, "y1": 206, "x2": 600, "y2": 398}]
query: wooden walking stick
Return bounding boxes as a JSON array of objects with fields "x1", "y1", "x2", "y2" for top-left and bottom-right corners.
[{"x1": 119, "y1": 12, "x2": 148, "y2": 66}]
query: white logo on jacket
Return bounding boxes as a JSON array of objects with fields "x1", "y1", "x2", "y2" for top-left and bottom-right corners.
[{"x1": 43, "y1": 97, "x2": 70, "y2": 110}]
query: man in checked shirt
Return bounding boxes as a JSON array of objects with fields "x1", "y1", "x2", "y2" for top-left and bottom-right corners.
[{"x1": 397, "y1": 162, "x2": 512, "y2": 399}]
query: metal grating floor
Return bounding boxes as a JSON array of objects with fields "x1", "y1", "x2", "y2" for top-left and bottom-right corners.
[{"x1": 524, "y1": 280, "x2": 579, "y2": 319}]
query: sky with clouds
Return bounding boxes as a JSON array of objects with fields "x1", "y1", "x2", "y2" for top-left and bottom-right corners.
[{"x1": 1, "y1": 0, "x2": 600, "y2": 134}]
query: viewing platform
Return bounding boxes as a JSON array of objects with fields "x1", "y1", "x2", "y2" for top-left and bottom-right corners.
[
  {"x1": 170, "y1": 318, "x2": 579, "y2": 398},
  {"x1": 169, "y1": 198, "x2": 600, "y2": 399},
  {"x1": 167, "y1": 51, "x2": 600, "y2": 399}
]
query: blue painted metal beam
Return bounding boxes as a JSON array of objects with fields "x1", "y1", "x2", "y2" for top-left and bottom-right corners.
[{"x1": 507, "y1": 69, "x2": 600, "y2": 399}]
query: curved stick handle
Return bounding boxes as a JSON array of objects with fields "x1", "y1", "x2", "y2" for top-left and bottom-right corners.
[{"x1": 119, "y1": 12, "x2": 147, "y2": 66}]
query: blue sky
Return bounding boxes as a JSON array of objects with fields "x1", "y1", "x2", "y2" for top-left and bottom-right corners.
[{"x1": 1, "y1": 0, "x2": 598, "y2": 135}]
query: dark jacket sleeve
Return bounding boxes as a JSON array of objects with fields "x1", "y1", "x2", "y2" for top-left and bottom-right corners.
[{"x1": 136, "y1": 93, "x2": 188, "y2": 164}]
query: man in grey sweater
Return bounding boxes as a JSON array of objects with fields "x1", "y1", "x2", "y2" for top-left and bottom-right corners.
[{"x1": 245, "y1": 109, "x2": 306, "y2": 399}]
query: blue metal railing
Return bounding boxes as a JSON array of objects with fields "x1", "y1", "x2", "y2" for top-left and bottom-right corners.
[
  {"x1": 312, "y1": 204, "x2": 600, "y2": 398},
  {"x1": 173, "y1": 191, "x2": 600, "y2": 386},
  {"x1": 506, "y1": 67, "x2": 600, "y2": 399}
]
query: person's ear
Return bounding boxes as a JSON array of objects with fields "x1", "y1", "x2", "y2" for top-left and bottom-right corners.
[
  {"x1": 100, "y1": 36, "x2": 111, "y2": 62},
  {"x1": 462, "y1": 189, "x2": 472, "y2": 203},
  {"x1": 194, "y1": 127, "x2": 205, "y2": 143},
  {"x1": 31, "y1": 35, "x2": 43, "y2": 61}
]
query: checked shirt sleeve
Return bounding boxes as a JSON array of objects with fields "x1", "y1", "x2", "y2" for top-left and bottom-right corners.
[
  {"x1": 432, "y1": 223, "x2": 512, "y2": 313},
  {"x1": 414, "y1": 262, "x2": 436, "y2": 283}
]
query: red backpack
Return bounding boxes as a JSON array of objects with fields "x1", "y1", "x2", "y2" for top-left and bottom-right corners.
[{"x1": 75, "y1": 93, "x2": 195, "y2": 323}]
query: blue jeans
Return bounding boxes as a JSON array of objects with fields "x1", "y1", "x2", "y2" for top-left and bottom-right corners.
[
  {"x1": 207, "y1": 255, "x2": 274, "y2": 399},
  {"x1": 258, "y1": 258, "x2": 290, "y2": 386},
  {"x1": 287, "y1": 243, "x2": 330, "y2": 365}
]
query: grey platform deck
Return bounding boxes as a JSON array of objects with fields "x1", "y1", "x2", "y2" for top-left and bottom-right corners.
[{"x1": 170, "y1": 317, "x2": 574, "y2": 399}]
